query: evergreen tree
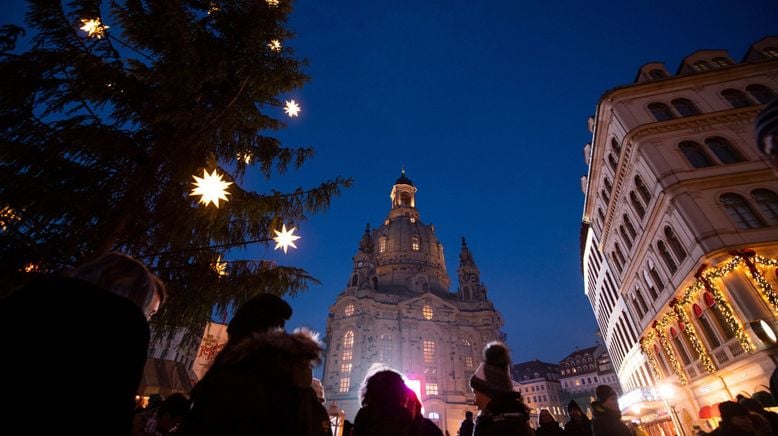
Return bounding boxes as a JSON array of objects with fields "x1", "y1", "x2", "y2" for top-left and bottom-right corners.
[{"x1": 0, "y1": 0, "x2": 351, "y2": 332}]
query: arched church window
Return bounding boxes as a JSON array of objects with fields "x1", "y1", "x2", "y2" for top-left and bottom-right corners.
[
  {"x1": 422, "y1": 304, "x2": 433, "y2": 320},
  {"x1": 344, "y1": 304, "x2": 355, "y2": 317},
  {"x1": 379, "y1": 334, "x2": 393, "y2": 363},
  {"x1": 350, "y1": 273, "x2": 358, "y2": 287},
  {"x1": 463, "y1": 339, "x2": 474, "y2": 368},
  {"x1": 379, "y1": 237, "x2": 387, "y2": 253},
  {"x1": 411, "y1": 235, "x2": 420, "y2": 251},
  {"x1": 423, "y1": 340, "x2": 436, "y2": 363}
]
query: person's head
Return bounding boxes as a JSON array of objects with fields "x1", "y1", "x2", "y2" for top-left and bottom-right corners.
[
  {"x1": 312, "y1": 378, "x2": 325, "y2": 403},
  {"x1": 359, "y1": 369, "x2": 408, "y2": 408},
  {"x1": 155, "y1": 393, "x2": 190, "y2": 432},
  {"x1": 596, "y1": 385, "x2": 619, "y2": 411},
  {"x1": 568, "y1": 400, "x2": 585, "y2": 421},
  {"x1": 227, "y1": 293, "x2": 292, "y2": 340},
  {"x1": 70, "y1": 252, "x2": 165, "y2": 319},
  {"x1": 719, "y1": 401, "x2": 754, "y2": 431},
  {"x1": 404, "y1": 388, "x2": 422, "y2": 419},
  {"x1": 465, "y1": 410, "x2": 473, "y2": 421},
  {"x1": 539, "y1": 409, "x2": 555, "y2": 425},
  {"x1": 469, "y1": 341, "x2": 514, "y2": 410},
  {"x1": 756, "y1": 96, "x2": 778, "y2": 170}
]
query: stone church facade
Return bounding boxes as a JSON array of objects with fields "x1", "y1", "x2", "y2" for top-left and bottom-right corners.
[{"x1": 322, "y1": 172, "x2": 505, "y2": 433}]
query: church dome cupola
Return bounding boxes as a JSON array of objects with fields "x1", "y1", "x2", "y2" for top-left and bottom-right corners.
[{"x1": 390, "y1": 168, "x2": 417, "y2": 212}]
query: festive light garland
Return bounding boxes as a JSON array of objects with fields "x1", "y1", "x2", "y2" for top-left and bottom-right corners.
[{"x1": 640, "y1": 251, "x2": 778, "y2": 382}]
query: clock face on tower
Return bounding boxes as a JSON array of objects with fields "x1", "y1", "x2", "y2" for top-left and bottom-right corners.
[{"x1": 357, "y1": 261, "x2": 364, "y2": 268}]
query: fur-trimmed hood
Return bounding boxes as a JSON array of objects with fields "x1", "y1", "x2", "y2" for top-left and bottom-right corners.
[{"x1": 206, "y1": 328, "x2": 324, "y2": 390}]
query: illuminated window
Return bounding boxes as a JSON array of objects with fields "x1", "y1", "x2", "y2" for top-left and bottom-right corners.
[
  {"x1": 422, "y1": 304, "x2": 433, "y2": 320},
  {"x1": 423, "y1": 340, "x2": 436, "y2": 363},
  {"x1": 411, "y1": 235, "x2": 420, "y2": 251},
  {"x1": 341, "y1": 349, "x2": 352, "y2": 361},
  {"x1": 344, "y1": 304, "x2": 355, "y2": 317},
  {"x1": 465, "y1": 356, "x2": 473, "y2": 368},
  {"x1": 410, "y1": 217, "x2": 416, "y2": 223},
  {"x1": 463, "y1": 339, "x2": 474, "y2": 368},
  {"x1": 379, "y1": 334, "x2": 393, "y2": 363},
  {"x1": 379, "y1": 238, "x2": 387, "y2": 253},
  {"x1": 344, "y1": 331, "x2": 354, "y2": 349},
  {"x1": 338, "y1": 377, "x2": 350, "y2": 393},
  {"x1": 428, "y1": 412, "x2": 440, "y2": 422},
  {"x1": 341, "y1": 362, "x2": 352, "y2": 374},
  {"x1": 425, "y1": 383, "x2": 438, "y2": 396}
]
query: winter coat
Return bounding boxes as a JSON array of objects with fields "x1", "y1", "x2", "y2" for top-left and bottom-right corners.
[
  {"x1": 590, "y1": 401, "x2": 631, "y2": 436},
  {"x1": 413, "y1": 416, "x2": 444, "y2": 436},
  {"x1": 473, "y1": 392, "x2": 536, "y2": 436},
  {"x1": 0, "y1": 276, "x2": 150, "y2": 436},
  {"x1": 459, "y1": 418, "x2": 475, "y2": 436},
  {"x1": 535, "y1": 421, "x2": 564, "y2": 436},
  {"x1": 709, "y1": 423, "x2": 757, "y2": 436},
  {"x1": 562, "y1": 418, "x2": 592, "y2": 436},
  {"x1": 178, "y1": 328, "x2": 332, "y2": 436},
  {"x1": 352, "y1": 404, "x2": 414, "y2": 436}
]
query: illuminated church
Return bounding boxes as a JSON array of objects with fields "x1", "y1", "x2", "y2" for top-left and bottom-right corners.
[{"x1": 322, "y1": 172, "x2": 506, "y2": 433}]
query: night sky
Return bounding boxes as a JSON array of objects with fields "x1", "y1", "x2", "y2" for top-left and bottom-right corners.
[{"x1": 4, "y1": 1, "x2": 777, "y2": 367}]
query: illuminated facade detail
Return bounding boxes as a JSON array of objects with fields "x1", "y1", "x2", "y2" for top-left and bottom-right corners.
[
  {"x1": 581, "y1": 36, "x2": 778, "y2": 435},
  {"x1": 322, "y1": 172, "x2": 505, "y2": 432}
]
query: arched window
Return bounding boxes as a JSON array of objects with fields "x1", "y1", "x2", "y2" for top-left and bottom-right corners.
[
  {"x1": 611, "y1": 138, "x2": 622, "y2": 156},
  {"x1": 648, "y1": 102, "x2": 675, "y2": 121},
  {"x1": 608, "y1": 153, "x2": 618, "y2": 171},
  {"x1": 664, "y1": 226, "x2": 687, "y2": 262},
  {"x1": 712, "y1": 57, "x2": 733, "y2": 67},
  {"x1": 679, "y1": 141, "x2": 715, "y2": 168},
  {"x1": 763, "y1": 47, "x2": 778, "y2": 58},
  {"x1": 604, "y1": 177, "x2": 612, "y2": 191},
  {"x1": 705, "y1": 137, "x2": 744, "y2": 164},
  {"x1": 648, "y1": 259, "x2": 665, "y2": 291},
  {"x1": 692, "y1": 61, "x2": 711, "y2": 72},
  {"x1": 379, "y1": 334, "x2": 393, "y2": 363},
  {"x1": 670, "y1": 327, "x2": 692, "y2": 365},
  {"x1": 649, "y1": 69, "x2": 667, "y2": 79},
  {"x1": 624, "y1": 214, "x2": 637, "y2": 239},
  {"x1": 350, "y1": 273, "x2": 359, "y2": 287},
  {"x1": 635, "y1": 175, "x2": 652, "y2": 203},
  {"x1": 423, "y1": 340, "x2": 436, "y2": 363},
  {"x1": 672, "y1": 98, "x2": 700, "y2": 117},
  {"x1": 693, "y1": 303, "x2": 721, "y2": 349},
  {"x1": 720, "y1": 193, "x2": 765, "y2": 229},
  {"x1": 615, "y1": 243, "x2": 626, "y2": 269},
  {"x1": 611, "y1": 251, "x2": 623, "y2": 273},
  {"x1": 657, "y1": 241, "x2": 677, "y2": 274},
  {"x1": 746, "y1": 84, "x2": 775, "y2": 104},
  {"x1": 721, "y1": 89, "x2": 753, "y2": 108},
  {"x1": 620, "y1": 226, "x2": 633, "y2": 249},
  {"x1": 704, "y1": 292, "x2": 737, "y2": 340},
  {"x1": 630, "y1": 191, "x2": 646, "y2": 219},
  {"x1": 597, "y1": 207, "x2": 605, "y2": 222},
  {"x1": 463, "y1": 339, "x2": 474, "y2": 368},
  {"x1": 634, "y1": 288, "x2": 648, "y2": 318},
  {"x1": 654, "y1": 344, "x2": 670, "y2": 377},
  {"x1": 411, "y1": 235, "x2": 420, "y2": 251},
  {"x1": 643, "y1": 271, "x2": 659, "y2": 299},
  {"x1": 752, "y1": 189, "x2": 778, "y2": 221}
]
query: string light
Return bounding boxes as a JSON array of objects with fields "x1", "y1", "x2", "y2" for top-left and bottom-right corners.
[
  {"x1": 671, "y1": 301, "x2": 716, "y2": 373},
  {"x1": 79, "y1": 18, "x2": 109, "y2": 39},
  {"x1": 272, "y1": 224, "x2": 300, "y2": 253},
  {"x1": 190, "y1": 169, "x2": 232, "y2": 208},
  {"x1": 284, "y1": 100, "x2": 301, "y2": 117},
  {"x1": 640, "y1": 334, "x2": 663, "y2": 381},
  {"x1": 268, "y1": 39, "x2": 282, "y2": 52},
  {"x1": 266, "y1": 0, "x2": 280, "y2": 7},
  {"x1": 653, "y1": 318, "x2": 688, "y2": 385}
]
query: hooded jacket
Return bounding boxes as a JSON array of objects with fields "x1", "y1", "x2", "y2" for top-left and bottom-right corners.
[
  {"x1": 563, "y1": 400, "x2": 592, "y2": 436},
  {"x1": 590, "y1": 400, "x2": 631, "y2": 436},
  {"x1": 178, "y1": 328, "x2": 331, "y2": 436}
]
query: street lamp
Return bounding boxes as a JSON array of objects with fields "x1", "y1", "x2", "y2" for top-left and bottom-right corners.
[{"x1": 658, "y1": 384, "x2": 686, "y2": 436}]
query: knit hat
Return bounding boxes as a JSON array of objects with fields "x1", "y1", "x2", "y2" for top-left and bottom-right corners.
[
  {"x1": 719, "y1": 401, "x2": 750, "y2": 422},
  {"x1": 595, "y1": 385, "x2": 617, "y2": 403},
  {"x1": 755, "y1": 96, "x2": 778, "y2": 157},
  {"x1": 469, "y1": 341, "x2": 514, "y2": 398},
  {"x1": 227, "y1": 293, "x2": 292, "y2": 339}
]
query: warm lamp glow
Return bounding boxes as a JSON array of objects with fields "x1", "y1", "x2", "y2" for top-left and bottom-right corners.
[
  {"x1": 272, "y1": 224, "x2": 300, "y2": 253},
  {"x1": 658, "y1": 384, "x2": 674, "y2": 400},
  {"x1": 266, "y1": 0, "x2": 280, "y2": 6},
  {"x1": 284, "y1": 100, "x2": 301, "y2": 117},
  {"x1": 212, "y1": 256, "x2": 228, "y2": 277},
  {"x1": 79, "y1": 18, "x2": 109, "y2": 39},
  {"x1": 190, "y1": 169, "x2": 232, "y2": 208},
  {"x1": 268, "y1": 39, "x2": 282, "y2": 52}
]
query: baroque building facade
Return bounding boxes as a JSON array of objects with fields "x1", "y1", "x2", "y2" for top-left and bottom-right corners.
[
  {"x1": 580, "y1": 36, "x2": 778, "y2": 434},
  {"x1": 511, "y1": 359, "x2": 565, "y2": 425},
  {"x1": 322, "y1": 172, "x2": 505, "y2": 433}
]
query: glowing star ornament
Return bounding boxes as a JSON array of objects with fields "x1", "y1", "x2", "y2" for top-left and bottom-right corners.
[
  {"x1": 284, "y1": 100, "x2": 301, "y2": 117},
  {"x1": 266, "y1": 0, "x2": 280, "y2": 7},
  {"x1": 212, "y1": 256, "x2": 228, "y2": 277},
  {"x1": 190, "y1": 169, "x2": 233, "y2": 208},
  {"x1": 272, "y1": 224, "x2": 300, "y2": 253},
  {"x1": 268, "y1": 39, "x2": 282, "y2": 52},
  {"x1": 79, "y1": 18, "x2": 109, "y2": 39}
]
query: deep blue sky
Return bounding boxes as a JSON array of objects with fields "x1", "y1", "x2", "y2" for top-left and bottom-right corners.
[{"x1": 4, "y1": 1, "x2": 777, "y2": 365}]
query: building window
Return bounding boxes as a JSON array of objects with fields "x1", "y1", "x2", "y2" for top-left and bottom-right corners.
[
  {"x1": 722, "y1": 89, "x2": 753, "y2": 108},
  {"x1": 341, "y1": 349, "x2": 352, "y2": 361},
  {"x1": 611, "y1": 251, "x2": 623, "y2": 272},
  {"x1": 664, "y1": 227, "x2": 687, "y2": 262},
  {"x1": 705, "y1": 137, "x2": 744, "y2": 164},
  {"x1": 649, "y1": 263, "x2": 664, "y2": 293},
  {"x1": 611, "y1": 138, "x2": 622, "y2": 156},
  {"x1": 712, "y1": 57, "x2": 733, "y2": 67},
  {"x1": 379, "y1": 237, "x2": 387, "y2": 253},
  {"x1": 679, "y1": 141, "x2": 715, "y2": 168},
  {"x1": 763, "y1": 47, "x2": 778, "y2": 58},
  {"x1": 423, "y1": 340, "x2": 436, "y2": 363},
  {"x1": 614, "y1": 244, "x2": 626, "y2": 270},
  {"x1": 341, "y1": 362, "x2": 352, "y2": 374},
  {"x1": 746, "y1": 84, "x2": 775, "y2": 104},
  {"x1": 463, "y1": 339, "x2": 474, "y2": 368},
  {"x1": 693, "y1": 303, "x2": 721, "y2": 349},
  {"x1": 344, "y1": 330, "x2": 354, "y2": 349},
  {"x1": 428, "y1": 411, "x2": 440, "y2": 422},
  {"x1": 672, "y1": 98, "x2": 700, "y2": 117},
  {"x1": 620, "y1": 226, "x2": 632, "y2": 250},
  {"x1": 409, "y1": 217, "x2": 416, "y2": 223},
  {"x1": 648, "y1": 102, "x2": 675, "y2": 121},
  {"x1": 339, "y1": 377, "x2": 350, "y2": 393},
  {"x1": 608, "y1": 153, "x2": 618, "y2": 171},
  {"x1": 411, "y1": 235, "x2": 420, "y2": 251},
  {"x1": 649, "y1": 69, "x2": 667, "y2": 79},
  {"x1": 379, "y1": 334, "x2": 393, "y2": 363},
  {"x1": 635, "y1": 175, "x2": 652, "y2": 203},
  {"x1": 634, "y1": 289, "x2": 648, "y2": 319},
  {"x1": 692, "y1": 61, "x2": 711, "y2": 71},
  {"x1": 720, "y1": 193, "x2": 765, "y2": 229},
  {"x1": 601, "y1": 188, "x2": 610, "y2": 204},
  {"x1": 422, "y1": 304, "x2": 433, "y2": 320},
  {"x1": 344, "y1": 304, "x2": 355, "y2": 317},
  {"x1": 624, "y1": 214, "x2": 637, "y2": 239},
  {"x1": 670, "y1": 327, "x2": 692, "y2": 365},
  {"x1": 752, "y1": 189, "x2": 778, "y2": 221},
  {"x1": 630, "y1": 191, "x2": 646, "y2": 219},
  {"x1": 657, "y1": 241, "x2": 677, "y2": 274}
]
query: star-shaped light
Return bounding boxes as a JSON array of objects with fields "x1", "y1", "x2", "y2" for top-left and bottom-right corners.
[
  {"x1": 272, "y1": 224, "x2": 300, "y2": 253},
  {"x1": 211, "y1": 256, "x2": 228, "y2": 277},
  {"x1": 207, "y1": 3, "x2": 220, "y2": 14},
  {"x1": 266, "y1": 0, "x2": 280, "y2": 7},
  {"x1": 268, "y1": 39, "x2": 282, "y2": 52},
  {"x1": 0, "y1": 206, "x2": 19, "y2": 232},
  {"x1": 190, "y1": 169, "x2": 233, "y2": 208},
  {"x1": 79, "y1": 18, "x2": 109, "y2": 39},
  {"x1": 284, "y1": 100, "x2": 301, "y2": 117},
  {"x1": 237, "y1": 151, "x2": 252, "y2": 164}
]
